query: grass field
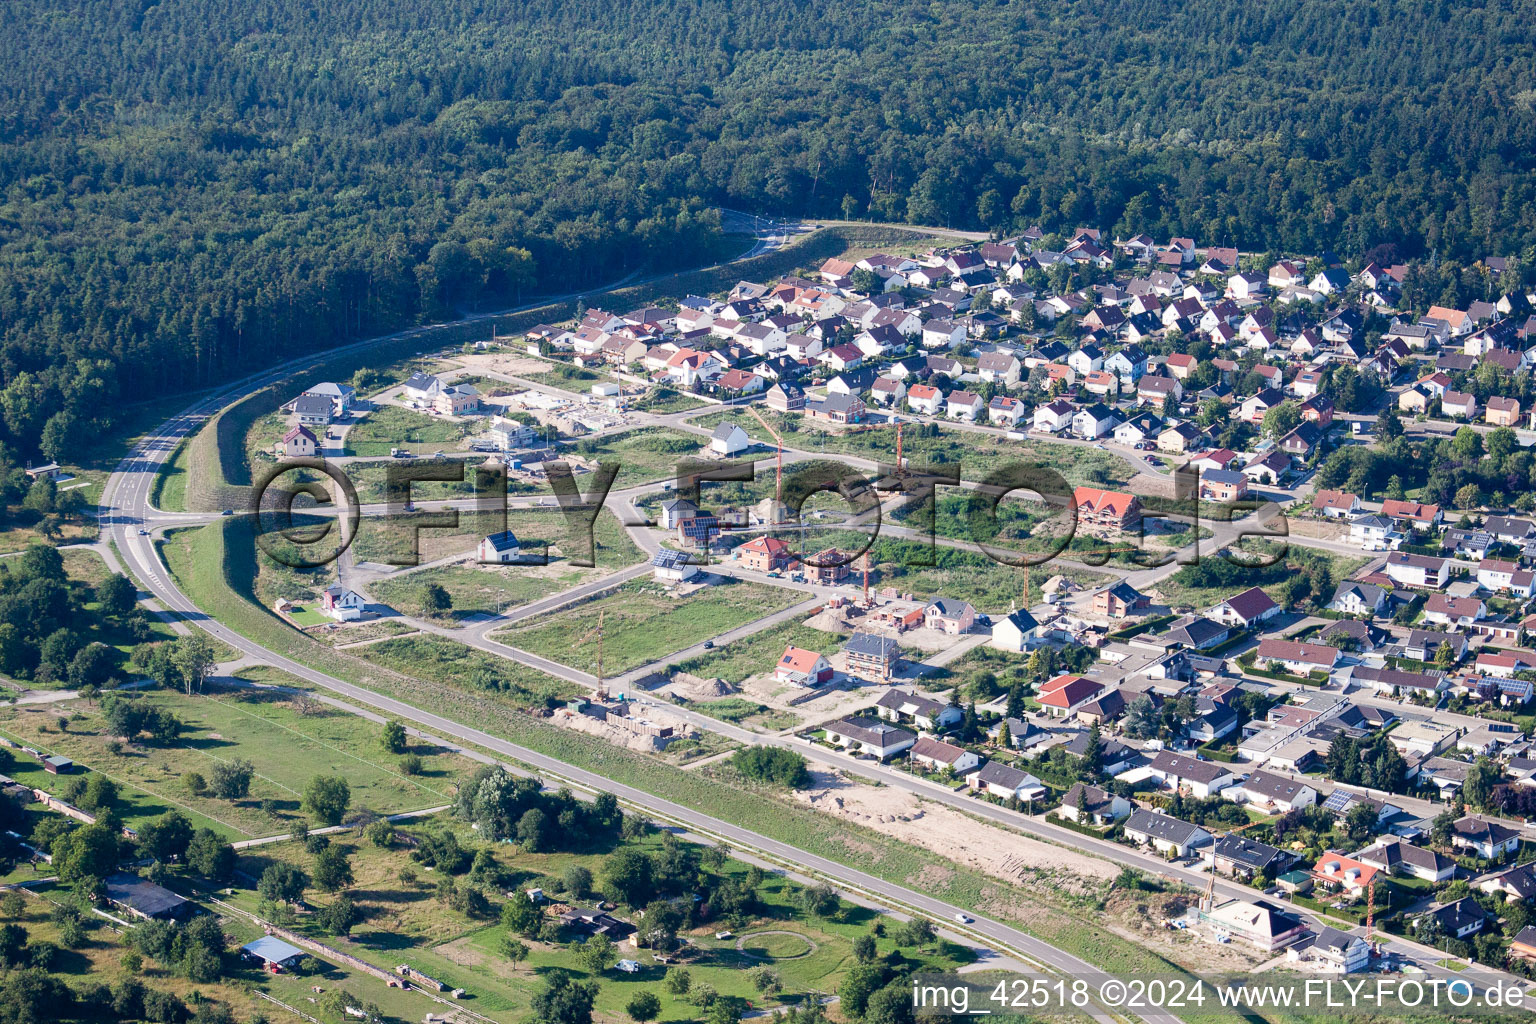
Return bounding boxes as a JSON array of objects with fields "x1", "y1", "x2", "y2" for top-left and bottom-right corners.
[
  {"x1": 150, "y1": 439, "x2": 192, "y2": 512},
  {"x1": 564, "y1": 426, "x2": 770, "y2": 487},
  {"x1": 773, "y1": 528, "x2": 1112, "y2": 612},
  {"x1": 223, "y1": 819, "x2": 971, "y2": 1022},
  {"x1": 351, "y1": 506, "x2": 645, "y2": 568},
  {"x1": 672, "y1": 619, "x2": 849, "y2": 685},
  {"x1": 370, "y1": 562, "x2": 607, "y2": 621},
  {"x1": 628, "y1": 386, "x2": 711, "y2": 414},
  {"x1": 345, "y1": 405, "x2": 477, "y2": 457},
  {"x1": 0, "y1": 680, "x2": 474, "y2": 839},
  {"x1": 694, "y1": 410, "x2": 1136, "y2": 488},
  {"x1": 493, "y1": 578, "x2": 803, "y2": 676},
  {"x1": 347, "y1": 634, "x2": 569, "y2": 707},
  {"x1": 1153, "y1": 549, "x2": 1370, "y2": 611}
]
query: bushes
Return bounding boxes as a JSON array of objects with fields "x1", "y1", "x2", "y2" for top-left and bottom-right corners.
[{"x1": 730, "y1": 747, "x2": 810, "y2": 789}]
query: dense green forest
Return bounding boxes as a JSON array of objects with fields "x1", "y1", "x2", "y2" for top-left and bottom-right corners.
[{"x1": 1, "y1": 0, "x2": 1535, "y2": 460}]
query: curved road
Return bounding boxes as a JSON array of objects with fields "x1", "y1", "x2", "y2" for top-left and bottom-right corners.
[{"x1": 97, "y1": 250, "x2": 1183, "y2": 1024}]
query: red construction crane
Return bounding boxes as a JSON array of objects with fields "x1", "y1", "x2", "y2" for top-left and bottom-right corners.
[{"x1": 747, "y1": 406, "x2": 785, "y2": 511}]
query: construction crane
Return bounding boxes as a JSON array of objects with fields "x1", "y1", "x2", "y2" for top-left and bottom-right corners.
[
  {"x1": 573, "y1": 609, "x2": 605, "y2": 694},
  {"x1": 747, "y1": 405, "x2": 785, "y2": 517}
]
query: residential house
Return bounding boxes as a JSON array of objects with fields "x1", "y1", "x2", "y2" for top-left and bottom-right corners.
[
  {"x1": 1200, "y1": 469, "x2": 1248, "y2": 503},
  {"x1": 843, "y1": 633, "x2": 902, "y2": 680},
  {"x1": 907, "y1": 384, "x2": 944, "y2": 416},
  {"x1": 766, "y1": 383, "x2": 806, "y2": 412},
  {"x1": 805, "y1": 393, "x2": 865, "y2": 423},
  {"x1": 945, "y1": 391, "x2": 984, "y2": 422},
  {"x1": 1353, "y1": 839, "x2": 1454, "y2": 883},
  {"x1": 1451, "y1": 816, "x2": 1521, "y2": 859},
  {"x1": 1146, "y1": 751, "x2": 1238, "y2": 798},
  {"x1": 990, "y1": 608, "x2": 1040, "y2": 651},
  {"x1": 1442, "y1": 391, "x2": 1478, "y2": 420},
  {"x1": 650, "y1": 549, "x2": 700, "y2": 584},
  {"x1": 275, "y1": 425, "x2": 318, "y2": 458},
  {"x1": 1058, "y1": 782, "x2": 1130, "y2": 825},
  {"x1": 1035, "y1": 674, "x2": 1108, "y2": 718},
  {"x1": 909, "y1": 736, "x2": 980, "y2": 775},
  {"x1": 1329, "y1": 581, "x2": 1387, "y2": 617},
  {"x1": 1093, "y1": 582, "x2": 1150, "y2": 619},
  {"x1": 738, "y1": 536, "x2": 792, "y2": 573},
  {"x1": 1205, "y1": 835, "x2": 1296, "y2": 881},
  {"x1": 1073, "y1": 487, "x2": 1142, "y2": 531},
  {"x1": 875, "y1": 689, "x2": 962, "y2": 732},
  {"x1": 824, "y1": 716, "x2": 915, "y2": 759},
  {"x1": 709, "y1": 422, "x2": 753, "y2": 457},
  {"x1": 476, "y1": 531, "x2": 523, "y2": 564},
  {"x1": 987, "y1": 395, "x2": 1025, "y2": 428},
  {"x1": 1349, "y1": 514, "x2": 1402, "y2": 551},
  {"x1": 776, "y1": 646, "x2": 834, "y2": 687},
  {"x1": 1288, "y1": 925, "x2": 1370, "y2": 973},
  {"x1": 1413, "y1": 897, "x2": 1487, "y2": 941},
  {"x1": 1072, "y1": 403, "x2": 1119, "y2": 439},
  {"x1": 1209, "y1": 586, "x2": 1281, "y2": 628},
  {"x1": 965, "y1": 762, "x2": 1046, "y2": 802},
  {"x1": 1385, "y1": 552, "x2": 1450, "y2": 588},
  {"x1": 1033, "y1": 399, "x2": 1075, "y2": 433},
  {"x1": 103, "y1": 873, "x2": 193, "y2": 922},
  {"x1": 1487, "y1": 396, "x2": 1522, "y2": 427},
  {"x1": 1255, "y1": 639, "x2": 1339, "y2": 675},
  {"x1": 1423, "y1": 594, "x2": 1486, "y2": 628},
  {"x1": 1239, "y1": 770, "x2": 1317, "y2": 812},
  {"x1": 1312, "y1": 490, "x2": 1361, "y2": 518},
  {"x1": 976, "y1": 351, "x2": 1021, "y2": 385},
  {"x1": 1123, "y1": 809, "x2": 1211, "y2": 858},
  {"x1": 925, "y1": 598, "x2": 977, "y2": 635}
]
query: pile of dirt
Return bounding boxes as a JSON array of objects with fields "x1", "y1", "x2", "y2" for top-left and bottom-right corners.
[
  {"x1": 671, "y1": 673, "x2": 735, "y2": 699},
  {"x1": 553, "y1": 709, "x2": 672, "y2": 753}
]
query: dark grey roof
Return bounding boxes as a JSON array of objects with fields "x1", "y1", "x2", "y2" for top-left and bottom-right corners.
[
  {"x1": 104, "y1": 872, "x2": 189, "y2": 918},
  {"x1": 1213, "y1": 834, "x2": 1290, "y2": 871},
  {"x1": 1125, "y1": 808, "x2": 1207, "y2": 845},
  {"x1": 971, "y1": 761, "x2": 1035, "y2": 790},
  {"x1": 845, "y1": 632, "x2": 901, "y2": 658}
]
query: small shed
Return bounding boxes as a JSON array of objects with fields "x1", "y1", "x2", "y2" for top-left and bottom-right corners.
[
  {"x1": 42, "y1": 755, "x2": 73, "y2": 775},
  {"x1": 242, "y1": 935, "x2": 307, "y2": 972}
]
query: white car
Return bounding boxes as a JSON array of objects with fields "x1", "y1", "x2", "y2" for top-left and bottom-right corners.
[{"x1": 953, "y1": 913, "x2": 972, "y2": 925}]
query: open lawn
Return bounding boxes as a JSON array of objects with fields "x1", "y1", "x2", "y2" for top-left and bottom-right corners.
[
  {"x1": 371, "y1": 562, "x2": 607, "y2": 622},
  {"x1": 672, "y1": 619, "x2": 849, "y2": 685},
  {"x1": 0, "y1": 883, "x2": 448, "y2": 1024},
  {"x1": 151, "y1": 438, "x2": 192, "y2": 512},
  {"x1": 347, "y1": 634, "x2": 569, "y2": 706},
  {"x1": 0, "y1": 681, "x2": 474, "y2": 839},
  {"x1": 1153, "y1": 546, "x2": 1369, "y2": 612},
  {"x1": 771, "y1": 528, "x2": 1112, "y2": 612},
  {"x1": 493, "y1": 578, "x2": 802, "y2": 676},
  {"x1": 629, "y1": 386, "x2": 711, "y2": 414},
  {"x1": 695, "y1": 410, "x2": 1136, "y2": 488},
  {"x1": 346, "y1": 405, "x2": 478, "y2": 457},
  {"x1": 564, "y1": 426, "x2": 769, "y2": 487},
  {"x1": 352, "y1": 506, "x2": 644, "y2": 569}
]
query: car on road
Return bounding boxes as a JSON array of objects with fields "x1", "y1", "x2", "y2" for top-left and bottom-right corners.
[
  {"x1": 221, "y1": 509, "x2": 234, "y2": 516},
  {"x1": 766, "y1": 571, "x2": 782, "y2": 578},
  {"x1": 139, "y1": 528, "x2": 149, "y2": 535},
  {"x1": 954, "y1": 913, "x2": 972, "y2": 924},
  {"x1": 433, "y1": 450, "x2": 445, "y2": 457},
  {"x1": 703, "y1": 640, "x2": 714, "y2": 649}
]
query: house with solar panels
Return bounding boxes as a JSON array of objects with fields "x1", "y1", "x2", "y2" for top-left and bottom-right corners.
[{"x1": 651, "y1": 549, "x2": 700, "y2": 584}]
